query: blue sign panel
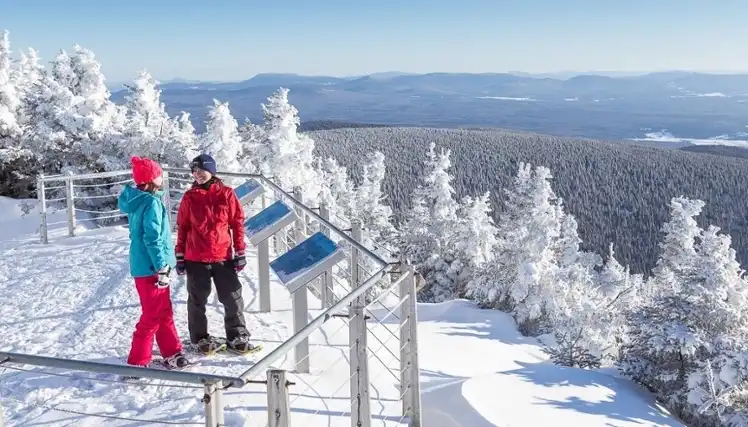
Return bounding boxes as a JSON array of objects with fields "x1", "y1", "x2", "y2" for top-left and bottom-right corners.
[
  {"x1": 244, "y1": 200, "x2": 297, "y2": 246},
  {"x1": 270, "y1": 232, "x2": 346, "y2": 293},
  {"x1": 234, "y1": 179, "x2": 264, "y2": 205}
]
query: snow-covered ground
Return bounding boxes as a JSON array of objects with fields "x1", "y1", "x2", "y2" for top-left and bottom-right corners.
[
  {"x1": 0, "y1": 197, "x2": 684, "y2": 426},
  {"x1": 630, "y1": 130, "x2": 748, "y2": 148}
]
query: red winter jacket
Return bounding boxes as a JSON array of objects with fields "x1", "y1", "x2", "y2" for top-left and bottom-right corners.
[{"x1": 175, "y1": 178, "x2": 246, "y2": 263}]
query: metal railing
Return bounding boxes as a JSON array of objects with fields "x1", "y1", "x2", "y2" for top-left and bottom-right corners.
[{"x1": 3, "y1": 167, "x2": 422, "y2": 426}]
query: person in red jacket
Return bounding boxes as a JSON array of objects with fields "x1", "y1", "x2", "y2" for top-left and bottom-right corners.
[{"x1": 175, "y1": 154, "x2": 256, "y2": 355}]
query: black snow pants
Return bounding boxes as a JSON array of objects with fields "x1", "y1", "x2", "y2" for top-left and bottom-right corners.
[{"x1": 185, "y1": 260, "x2": 249, "y2": 343}]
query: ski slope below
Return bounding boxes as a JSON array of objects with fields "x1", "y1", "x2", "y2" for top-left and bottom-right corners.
[{"x1": 0, "y1": 196, "x2": 684, "y2": 426}]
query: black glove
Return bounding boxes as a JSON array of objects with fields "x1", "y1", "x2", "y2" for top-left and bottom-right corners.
[
  {"x1": 175, "y1": 253, "x2": 186, "y2": 275},
  {"x1": 233, "y1": 251, "x2": 246, "y2": 272}
]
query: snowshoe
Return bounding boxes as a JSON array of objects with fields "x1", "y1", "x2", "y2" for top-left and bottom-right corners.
[
  {"x1": 226, "y1": 335, "x2": 263, "y2": 355},
  {"x1": 183, "y1": 336, "x2": 227, "y2": 356},
  {"x1": 159, "y1": 352, "x2": 192, "y2": 370}
]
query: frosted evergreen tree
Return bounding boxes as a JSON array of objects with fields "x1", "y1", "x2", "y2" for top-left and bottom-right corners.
[
  {"x1": 546, "y1": 206, "x2": 629, "y2": 367},
  {"x1": 238, "y1": 117, "x2": 265, "y2": 172},
  {"x1": 318, "y1": 156, "x2": 355, "y2": 229},
  {"x1": 353, "y1": 151, "x2": 395, "y2": 241},
  {"x1": 400, "y1": 142, "x2": 461, "y2": 302},
  {"x1": 123, "y1": 70, "x2": 172, "y2": 160},
  {"x1": 33, "y1": 45, "x2": 125, "y2": 172},
  {"x1": 0, "y1": 30, "x2": 21, "y2": 141},
  {"x1": 24, "y1": 71, "x2": 77, "y2": 167},
  {"x1": 261, "y1": 87, "x2": 320, "y2": 203},
  {"x1": 620, "y1": 199, "x2": 748, "y2": 423},
  {"x1": 501, "y1": 164, "x2": 564, "y2": 332},
  {"x1": 451, "y1": 192, "x2": 498, "y2": 295},
  {"x1": 198, "y1": 99, "x2": 243, "y2": 179},
  {"x1": 467, "y1": 163, "x2": 535, "y2": 310},
  {"x1": 648, "y1": 196, "x2": 706, "y2": 299},
  {"x1": 172, "y1": 111, "x2": 198, "y2": 162},
  {"x1": 15, "y1": 48, "x2": 43, "y2": 94}
]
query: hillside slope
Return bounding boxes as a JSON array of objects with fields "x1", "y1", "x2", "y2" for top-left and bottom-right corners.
[
  {"x1": 0, "y1": 198, "x2": 683, "y2": 426},
  {"x1": 310, "y1": 126, "x2": 748, "y2": 275}
]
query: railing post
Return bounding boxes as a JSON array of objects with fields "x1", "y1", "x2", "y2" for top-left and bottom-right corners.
[
  {"x1": 267, "y1": 369, "x2": 291, "y2": 427},
  {"x1": 258, "y1": 193, "x2": 271, "y2": 313},
  {"x1": 319, "y1": 202, "x2": 334, "y2": 308},
  {"x1": 349, "y1": 220, "x2": 371, "y2": 427},
  {"x1": 162, "y1": 170, "x2": 173, "y2": 225},
  {"x1": 203, "y1": 382, "x2": 217, "y2": 427},
  {"x1": 292, "y1": 186, "x2": 310, "y2": 374},
  {"x1": 399, "y1": 264, "x2": 422, "y2": 427},
  {"x1": 65, "y1": 174, "x2": 75, "y2": 237},
  {"x1": 37, "y1": 174, "x2": 48, "y2": 244},
  {"x1": 258, "y1": 236, "x2": 271, "y2": 313},
  {"x1": 272, "y1": 179, "x2": 285, "y2": 255},
  {"x1": 215, "y1": 380, "x2": 225, "y2": 426}
]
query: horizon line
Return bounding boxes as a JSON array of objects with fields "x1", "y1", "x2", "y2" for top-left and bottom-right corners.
[{"x1": 104, "y1": 69, "x2": 748, "y2": 86}]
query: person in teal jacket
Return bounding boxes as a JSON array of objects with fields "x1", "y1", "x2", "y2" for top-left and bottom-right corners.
[{"x1": 118, "y1": 156, "x2": 190, "y2": 372}]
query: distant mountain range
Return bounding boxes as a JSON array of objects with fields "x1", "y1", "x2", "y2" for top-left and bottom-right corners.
[{"x1": 110, "y1": 71, "x2": 748, "y2": 142}]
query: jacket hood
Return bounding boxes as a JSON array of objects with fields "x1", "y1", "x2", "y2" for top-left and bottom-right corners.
[{"x1": 118, "y1": 185, "x2": 162, "y2": 214}]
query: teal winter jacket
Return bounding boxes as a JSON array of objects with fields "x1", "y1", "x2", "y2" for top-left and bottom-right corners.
[{"x1": 118, "y1": 185, "x2": 177, "y2": 278}]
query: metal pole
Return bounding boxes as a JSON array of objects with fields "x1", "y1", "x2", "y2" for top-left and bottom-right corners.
[
  {"x1": 258, "y1": 238, "x2": 271, "y2": 313},
  {"x1": 37, "y1": 174, "x2": 48, "y2": 244},
  {"x1": 398, "y1": 265, "x2": 413, "y2": 418},
  {"x1": 258, "y1": 192, "x2": 272, "y2": 313},
  {"x1": 292, "y1": 186, "x2": 310, "y2": 374},
  {"x1": 204, "y1": 383, "x2": 216, "y2": 427},
  {"x1": 319, "y1": 202, "x2": 333, "y2": 308},
  {"x1": 65, "y1": 175, "x2": 75, "y2": 237},
  {"x1": 162, "y1": 171, "x2": 173, "y2": 226},
  {"x1": 214, "y1": 381, "x2": 225, "y2": 426},
  {"x1": 349, "y1": 220, "x2": 371, "y2": 427},
  {"x1": 267, "y1": 369, "x2": 291, "y2": 427},
  {"x1": 406, "y1": 265, "x2": 422, "y2": 427},
  {"x1": 0, "y1": 351, "x2": 243, "y2": 387}
]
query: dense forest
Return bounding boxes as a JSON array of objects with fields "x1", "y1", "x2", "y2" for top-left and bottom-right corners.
[{"x1": 310, "y1": 126, "x2": 748, "y2": 275}]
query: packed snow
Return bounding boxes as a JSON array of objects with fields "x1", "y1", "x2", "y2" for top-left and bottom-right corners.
[{"x1": 0, "y1": 198, "x2": 683, "y2": 426}]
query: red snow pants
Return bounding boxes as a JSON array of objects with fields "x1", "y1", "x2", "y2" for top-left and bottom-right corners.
[{"x1": 126, "y1": 275, "x2": 183, "y2": 365}]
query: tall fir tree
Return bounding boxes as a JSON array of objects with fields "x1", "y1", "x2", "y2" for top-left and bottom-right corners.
[
  {"x1": 400, "y1": 142, "x2": 461, "y2": 302},
  {"x1": 261, "y1": 87, "x2": 320, "y2": 202},
  {"x1": 198, "y1": 99, "x2": 243, "y2": 181}
]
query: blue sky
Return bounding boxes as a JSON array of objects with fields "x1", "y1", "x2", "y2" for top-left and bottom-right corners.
[{"x1": 2, "y1": 0, "x2": 747, "y2": 83}]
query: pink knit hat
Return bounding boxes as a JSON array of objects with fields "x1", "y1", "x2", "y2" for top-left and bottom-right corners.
[{"x1": 131, "y1": 156, "x2": 162, "y2": 185}]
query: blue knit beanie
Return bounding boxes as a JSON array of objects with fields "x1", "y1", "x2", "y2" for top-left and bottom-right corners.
[{"x1": 190, "y1": 154, "x2": 217, "y2": 175}]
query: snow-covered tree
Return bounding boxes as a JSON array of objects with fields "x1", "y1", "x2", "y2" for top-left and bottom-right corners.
[
  {"x1": 123, "y1": 71, "x2": 171, "y2": 158},
  {"x1": 352, "y1": 151, "x2": 395, "y2": 241},
  {"x1": 0, "y1": 30, "x2": 21, "y2": 141},
  {"x1": 198, "y1": 99, "x2": 243, "y2": 178},
  {"x1": 261, "y1": 87, "x2": 320, "y2": 202},
  {"x1": 318, "y1": 156, "x2": 355, "y2": 229},
  {"x1": 447, "y1": 191, "x2": 499, "y2": 296},
  {"x1": 648, "y1": 196, "x2": 706, "y2": 299},
  {"x1": 455, "y1": 192, "x2": 497, "y2": 267},
  {"x1": 16, "y1": 48, "x2": 43, "y2": 92},
  {"x1": 495, "y1": 164, "x2": 564, "y2": 332},
  {"x1": 238, "y1": 117, "x2": 265, "y2": 171},
  {"x1": 620, "y1": 198, "x2": 748, "y2": 424},
  {"x1": 399, "y1": 142, "x2": 462, "y2": 302},
  {"x1": 172, "y1": 111, "x2": 198, "y2": 162},
  {"x1": 26, "y1": 45, "x2": 125, "y2": 172}
]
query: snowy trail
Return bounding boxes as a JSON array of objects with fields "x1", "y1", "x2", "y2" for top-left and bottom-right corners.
[{"x1": 0, "y1": 197, "x2": 684, "y2": 426}]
